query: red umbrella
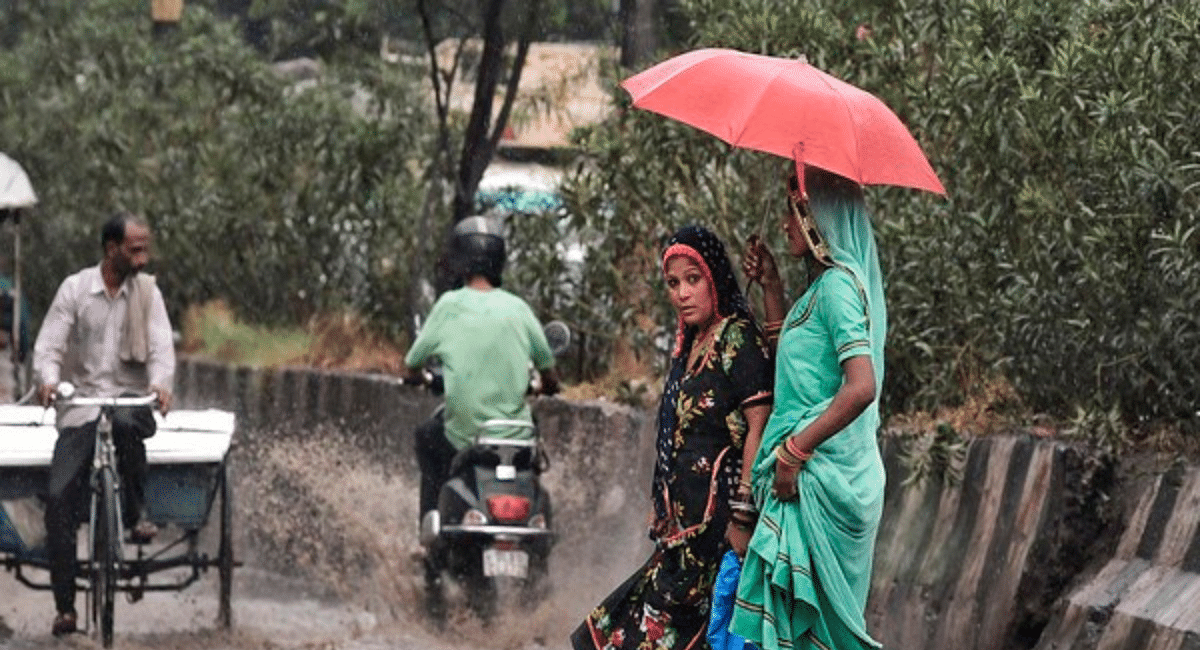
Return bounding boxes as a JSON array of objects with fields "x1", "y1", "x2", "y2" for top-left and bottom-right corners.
[{"x1": 621, "y1": 48, "x2": 945, "y2": 196}]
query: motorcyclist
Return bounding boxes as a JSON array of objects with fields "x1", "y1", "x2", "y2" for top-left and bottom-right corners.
[{"x1": 404, "y1": 216, "x2": 560, "y2": 540}]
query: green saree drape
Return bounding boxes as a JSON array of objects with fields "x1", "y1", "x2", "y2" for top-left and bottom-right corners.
[{"x1": 731, "y1": 168, "x2": 887, "y2": 650}]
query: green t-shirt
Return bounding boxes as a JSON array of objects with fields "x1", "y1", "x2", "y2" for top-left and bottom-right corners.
[{"x1": 405, "y1": 287, "x2": 555, "y2": 450}]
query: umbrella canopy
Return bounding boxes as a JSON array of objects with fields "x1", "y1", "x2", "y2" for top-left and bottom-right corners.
[
  {"x1": 0, "y1": 153, "x2": 37, "y2": 209},
  {"x1": 621, "y1": 48, "x2": 945, "y2": 195}
]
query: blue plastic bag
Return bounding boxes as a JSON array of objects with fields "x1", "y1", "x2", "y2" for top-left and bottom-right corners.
[{"x1": 707, "y1": 550, "x2": 760, "y2": 650}]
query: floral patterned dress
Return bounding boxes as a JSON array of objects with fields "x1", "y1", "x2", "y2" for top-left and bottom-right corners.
[{"x1": 573, "y1": 313, "x2": 772, "y2": 650}]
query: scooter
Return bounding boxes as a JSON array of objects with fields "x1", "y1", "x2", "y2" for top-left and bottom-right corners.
[
  {"x1": 415, "y1": 322, "x2": 569, "y2": 623},
  {"x1": 420, "y1": 418, "x2": 554, "y2": 622}
]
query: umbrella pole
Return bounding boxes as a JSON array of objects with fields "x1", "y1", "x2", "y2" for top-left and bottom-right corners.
[
  {"x1": 744, "y1": 195, "x2": 775, "y2": 299},
  {"x1": 758, "y1": 194, "x2": 774, "y2": 240}
]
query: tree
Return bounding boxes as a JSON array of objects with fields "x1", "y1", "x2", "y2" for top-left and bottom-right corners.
[
  {"x1": 418, "y1": 0, "x2": 539, "y2": 224},
  {"x1": 0, "y1": 1, "x2": 433, "y2": 337},
  {"x1": 415, "y1": 0, "x2": 543, "y2": 292}
]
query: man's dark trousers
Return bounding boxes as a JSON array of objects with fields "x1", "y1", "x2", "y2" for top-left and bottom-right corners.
[
  {"x1": 414, "y1": 410, "x2": 457, "y2": 521},
  {"x1": 44, "y1": 405, "x2": 155, "y2": 614}
]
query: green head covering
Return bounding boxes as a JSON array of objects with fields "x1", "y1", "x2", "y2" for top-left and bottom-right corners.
[{"x1": 804, "y1": 167, "x2": 887, "y2": 398}]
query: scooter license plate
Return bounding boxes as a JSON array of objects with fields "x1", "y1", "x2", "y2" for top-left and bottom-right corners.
[{"x1": 483, "y1": 548, "x2": 528, "y2": 578}]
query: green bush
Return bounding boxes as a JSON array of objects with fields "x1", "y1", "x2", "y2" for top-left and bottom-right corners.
[
  {"x1": 4, "y1": 0, "x2": 1197, "y2": 434},
  {"x1": 0, "y1": 0, "x2": 433, "y2": 339},
  {"x1": 556, "y1": 0, "x2": 1200, "y2": 429}
]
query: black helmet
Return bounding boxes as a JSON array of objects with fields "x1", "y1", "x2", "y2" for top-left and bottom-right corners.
[{"x1": 451, "y1": 216, "x2": 505, "y2": 287}]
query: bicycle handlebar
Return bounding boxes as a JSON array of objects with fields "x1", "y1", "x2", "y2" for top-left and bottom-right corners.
[
  {"x1": 56, "y1": 394, "x2": 159, "y2": 408},
  {"x1": 53, "y1": 382, "x2": 159, "y2": 408}
]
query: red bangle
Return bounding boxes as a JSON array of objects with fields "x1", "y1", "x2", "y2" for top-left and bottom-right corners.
[{"x1": 784, "y1": 436, "x2": 814, "y2": 462}]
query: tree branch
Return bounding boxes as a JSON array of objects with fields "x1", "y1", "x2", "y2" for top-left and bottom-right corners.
[{"x1": 489, "y1": 0, "x2": 541, "y2": 153}]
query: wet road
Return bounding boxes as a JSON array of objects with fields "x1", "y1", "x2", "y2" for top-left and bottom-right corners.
[
  {"x1": 0, "y1": 566, "x2": 563, "y2": 649},
  {"x1": 0, "y1": 433, "x2": 647, "y2": 649}
]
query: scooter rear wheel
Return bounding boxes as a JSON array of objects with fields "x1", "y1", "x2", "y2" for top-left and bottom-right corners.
[
  {"x1": 464, "y1": 553, "x2": 497, "y2": 623},
  {"x1": 518, "y1": 553, "x2": 550, "y2": 610}
]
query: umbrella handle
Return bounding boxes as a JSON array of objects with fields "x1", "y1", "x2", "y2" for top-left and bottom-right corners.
[{"x1": 746, "y1": 197, "x2": 775, "y2": 297}]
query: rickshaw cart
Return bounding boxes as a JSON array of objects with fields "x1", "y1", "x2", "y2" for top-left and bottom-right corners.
[{"x1": 0, "y1": 404, "x2": 237, "y2": 643}]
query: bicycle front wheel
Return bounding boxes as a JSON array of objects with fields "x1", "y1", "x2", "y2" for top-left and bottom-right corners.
[{"x1": 91, "y1": 467, "x2": 120, "y2": 648}]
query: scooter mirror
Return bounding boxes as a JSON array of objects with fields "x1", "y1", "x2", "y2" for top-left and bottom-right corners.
[{"x1": 544, "y1": 320, "x2": 571, "y2": 357}]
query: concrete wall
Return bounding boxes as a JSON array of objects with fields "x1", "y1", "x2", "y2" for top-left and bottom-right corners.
[
  {"x1": 1033, "y1": 463, "x2": 1200, "y2": 650},
  {"x1": 175, "y1": 358, "x2": 1200, "y2": 650},
  {"x1": 870, "y1": 435, "x2": 1200, "y2": 650},
  {"x1": 869, "y1": 435, "x2": 1119, "y2": 650}
]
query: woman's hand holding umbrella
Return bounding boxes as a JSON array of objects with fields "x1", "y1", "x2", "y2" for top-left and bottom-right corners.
[
  {"x1": 742, "y1": 235, "x2": 781, "y2": 289},
  {"x1": 743, "y1": 235, "x2": 788, "y2": 338}
]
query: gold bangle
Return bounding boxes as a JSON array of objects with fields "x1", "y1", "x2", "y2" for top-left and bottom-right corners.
[
  {"x1": 778, "y1": 442, "x2": 803, "y2": 462},
  {"x1": 730, "y1": 500, "x2": 758, "y2": 514},
  {"x1": 775, "y1": 445, "x2": 802, "y2": 468},
  {"x1": 776, "y1": 445, "x2": 800, "y2": 465},
  {"x1": 729, "y1": 508, "x2": 758, "y2": 522}
]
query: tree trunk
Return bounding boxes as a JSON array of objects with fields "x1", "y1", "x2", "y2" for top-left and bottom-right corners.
[
  {"x1": 451, "y1": 0, "x2": 507, "y2": 228},
  {"x1": 619, "y1": 0, "x2": 656, "y2": 68}
]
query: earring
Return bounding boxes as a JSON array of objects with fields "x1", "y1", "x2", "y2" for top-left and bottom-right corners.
[{"x1": 788, "y1": 192, "x2": 833, "y2": 266}]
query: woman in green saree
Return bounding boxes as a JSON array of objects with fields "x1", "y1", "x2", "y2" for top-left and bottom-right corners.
[{"x1": 731, "y1": 167, "x2": 886, "y2": 650}]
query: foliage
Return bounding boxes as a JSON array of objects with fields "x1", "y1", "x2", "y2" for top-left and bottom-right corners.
[
  {"x1": 192, "y1": 0, "x2": 619, "y2": 61},
  {"x1": 180, "y1": 300, "x2": 313, "y2": 366},
  {"x1": 3, "y1": 0, "x2": 1197, "y2": 439},
  {"x1": 0, "y1": 1, "x2": 433, "y2": 340},
  {"x1": 1064, "y1": 403, "x2": 1131, "y2": 458},
  {"x1": 885, "y1": 0, "x2": 1200, "y2": 425},
  {"x1": 897, "y1": 422, "x2": 969, "y2": 487},
  {"x1": 246, "y1": 0, "x2": 383, "y2": 60},
  {"x1": 555, "y1": 0, "x2": 1200, "y2": 430}
]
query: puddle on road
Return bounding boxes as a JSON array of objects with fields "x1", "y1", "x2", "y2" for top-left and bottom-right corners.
[
  {"x1": 234, "y1": 428, "x2": 641, "y2": 649},
  {"x1": 1, "y1": 425, "x2": 647, "y2": 650}
]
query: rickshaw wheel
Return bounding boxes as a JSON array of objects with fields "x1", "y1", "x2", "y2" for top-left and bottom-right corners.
[
  {"x1": 92, "y1": 467, "x2": 119, "y2": 648},
  {"x1": 217, "y1": 463, "x2": 234, "y2": 628}
]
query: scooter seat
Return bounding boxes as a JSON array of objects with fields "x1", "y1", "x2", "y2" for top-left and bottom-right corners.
[{"x1": 449, "y1": 444, "x2": 537, "y2": 476}]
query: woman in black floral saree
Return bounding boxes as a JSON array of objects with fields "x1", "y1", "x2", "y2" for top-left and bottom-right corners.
[{"x1": 572, "y1": 225, "x2": 773, "y2": 650}]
